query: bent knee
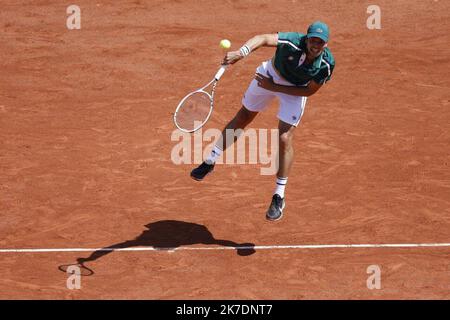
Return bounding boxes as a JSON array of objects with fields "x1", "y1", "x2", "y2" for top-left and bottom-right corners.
[{"x1": 279, "y1": 131, "x2": 294, "y2": 148}]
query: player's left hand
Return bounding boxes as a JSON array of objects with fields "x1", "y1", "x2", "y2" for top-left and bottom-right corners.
[
  {"x1": 255, "y1": 72, "x2": 277, "y2": 91},
  {"x1": 222, "y1": 51, "x2": 243, "y2": 65}
]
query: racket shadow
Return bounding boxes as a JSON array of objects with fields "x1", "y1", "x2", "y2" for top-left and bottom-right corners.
[
  {"x1": 58, "y1": 263, "x2": 94, "y2": 276},
  {"x1": 58, "y1": 220, "x2": 256, "y2": 275}
]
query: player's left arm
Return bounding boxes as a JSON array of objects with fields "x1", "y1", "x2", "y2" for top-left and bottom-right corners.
[
  {"x1": 255, "y1": 73, "x2": 323, "y2": 97},
  {"x1": 223, "y1": 34, "x2": 278, "y2": 65}
]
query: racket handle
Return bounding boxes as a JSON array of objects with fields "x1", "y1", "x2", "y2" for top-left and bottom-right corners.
[{"x1": 214, "y1": 65, "x2": 227, "y2": 81}]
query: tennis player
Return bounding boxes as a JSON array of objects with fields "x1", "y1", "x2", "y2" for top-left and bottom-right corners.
[{"x1": 191, "y1": 21, "x2": 335, "y2": 221}]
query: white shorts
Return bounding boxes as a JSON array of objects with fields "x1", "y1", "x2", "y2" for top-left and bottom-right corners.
[{"x1": 242, "y1": 60, "x2": 307, "y2": 126}]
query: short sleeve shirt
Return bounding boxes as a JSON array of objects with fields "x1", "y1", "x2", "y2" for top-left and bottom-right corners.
[{"x1": 273, "y1": 32, "x2": 335, "y2": 86}]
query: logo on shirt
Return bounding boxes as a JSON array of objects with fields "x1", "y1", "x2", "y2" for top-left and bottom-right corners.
[
  {"x1": 297, "y1": 52, "x2": 306, "y2": 67},
  {"x1": 288, "y1": 56, "x2": 294, "y2": 61}
]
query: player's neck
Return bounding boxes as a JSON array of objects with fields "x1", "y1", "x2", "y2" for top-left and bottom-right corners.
[
  {"x1": 305, "y1": 54, "x2": 316, "y2": 65},
  {"x1": 305, "y1": 51, "x2": 322, "y2": 65}
]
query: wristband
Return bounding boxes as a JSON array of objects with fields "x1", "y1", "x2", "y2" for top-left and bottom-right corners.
[{"x1": 239, "y1": 45, "x2": 251, "y2": 57}]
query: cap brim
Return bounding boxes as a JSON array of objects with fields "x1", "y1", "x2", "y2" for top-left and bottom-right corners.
[{"x1": 307, "y1": 33, "x2": 328, "y2": 42}]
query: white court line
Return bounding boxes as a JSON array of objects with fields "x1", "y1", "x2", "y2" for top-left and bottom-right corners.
[{"x1": 1, "y1": 243, "x2": 450, "y2": 253}]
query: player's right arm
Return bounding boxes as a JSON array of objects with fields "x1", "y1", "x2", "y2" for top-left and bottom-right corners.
[
  {"x1": 244, "y1": 33, "x2": 279, "y2": 50},
  {"x1": 223, "y1": 34, "x2": 278, "y2": 65}
]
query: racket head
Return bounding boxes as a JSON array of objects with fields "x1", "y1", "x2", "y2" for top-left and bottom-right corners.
[
  {"x1": 174, "y1": 90, "x2": 214, "y2": 133},
  {"x1": 58, "y1": 263, "x2": 94, "y2": 276}
]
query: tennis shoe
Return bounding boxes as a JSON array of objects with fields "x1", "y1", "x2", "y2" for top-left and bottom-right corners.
[
  {"x1": 266, "y1": 194, "x2": 285, "y2": 221},
  {"x1": 190, "y1": 161, "x2": 215, "y2": 181}
]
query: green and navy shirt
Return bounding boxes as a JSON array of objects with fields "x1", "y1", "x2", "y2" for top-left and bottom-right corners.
[{"x1": 274, "y1": 32, "x2": 335, "y2": 86}]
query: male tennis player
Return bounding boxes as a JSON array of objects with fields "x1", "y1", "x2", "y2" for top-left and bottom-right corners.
[{"x1": 191, "y1": 21, "x2": 335, "y2": 221}]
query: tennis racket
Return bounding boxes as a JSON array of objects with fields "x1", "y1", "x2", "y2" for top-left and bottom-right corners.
[{"x1": 173, "y1": 65, "x2": 227, "y2": 133}]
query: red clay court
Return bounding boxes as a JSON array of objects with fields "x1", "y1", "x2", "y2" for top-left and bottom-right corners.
[{"x1": 0, "y1": 0, "x2": 449, "y2": 299}]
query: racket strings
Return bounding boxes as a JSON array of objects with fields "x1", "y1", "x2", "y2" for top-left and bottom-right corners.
[{"x1": 175, "y1": 91, "x2": 213, "y2": 132}]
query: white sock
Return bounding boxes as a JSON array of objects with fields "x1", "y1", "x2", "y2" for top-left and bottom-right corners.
[
  {"x1": 205, "y1": 145, "x2": 222, "y2": 165},
  {"x1": 274, "y1": 177, "x2": 288, "y2": 198}
]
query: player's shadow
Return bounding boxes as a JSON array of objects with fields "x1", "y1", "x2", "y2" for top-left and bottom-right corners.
[{"x1": 76, "y1": 220, "x2": 256, "y2": 266}]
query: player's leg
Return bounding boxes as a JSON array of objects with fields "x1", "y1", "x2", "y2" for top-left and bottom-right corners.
[
  {"x1": 191, "y1": 64, "x2": 274, "y2": 181},
  {"x1": 266, "y1": 120, "x2": 295, "y2": 221},
  {"x1": 266, "y1": 94, "x2": 307, "y2": 221},
  {"x1": 206, "y1": 106, "x2": 258, "y2": 164},
  {"x1": 277, "y1": 120, "x2": 296, "y2": 179},
  {"x1": 190, "y1": 106, "x2": 258, "y2": 181}
]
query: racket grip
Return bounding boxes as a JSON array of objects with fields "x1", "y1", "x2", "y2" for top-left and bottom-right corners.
[{"x1": 214, "y1": 65, "x2": 227, "y2": 81}]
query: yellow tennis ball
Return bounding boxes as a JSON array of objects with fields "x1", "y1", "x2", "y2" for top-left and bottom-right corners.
[{"x1": 219, "y1": 39, "x2": 231, "y2": 49}]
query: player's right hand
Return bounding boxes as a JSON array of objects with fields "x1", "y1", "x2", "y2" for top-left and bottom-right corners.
[{"x1": 222, "y1": 50, "x2": 244, "y2": 65}]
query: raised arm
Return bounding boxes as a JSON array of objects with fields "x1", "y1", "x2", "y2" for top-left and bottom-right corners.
[{"x1": 223, "y1": 34, "x2": 278, "y2": 65}]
